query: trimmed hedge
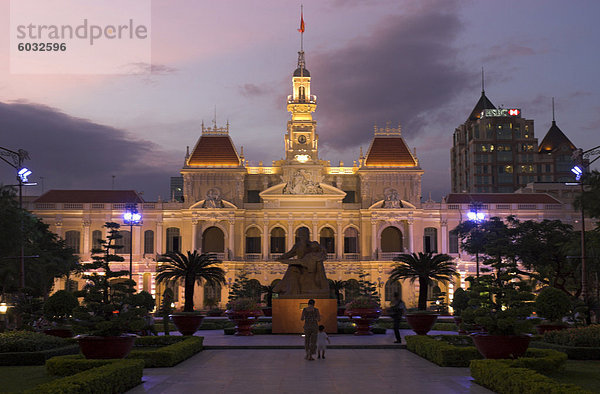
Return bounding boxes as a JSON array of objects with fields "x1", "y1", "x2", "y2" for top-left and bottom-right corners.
[
  {"x1": 470, "y1": 359, "x2": 591, "y2": 394},
  {"x1": 47, "y1": 336, "x2": 204, "y2": 373},
  {"x1": 543, "y1": 325, "x2": 600, "y2": 347},
  {"x1": 375, "y1": 321, "x2": 457, "y2": 331},
  {"x1": 405, "y1": 335, "x2": 482, "y2": 367},
  {"x1": 531, "y1": 341, "x2": 600, "y2": 360},
  {"x1": 0, "y1": 344, "x2": 80, "y2": 366},
  {"x1": 31, "y1": 359, "x2": 144, "y2": 394},
  {"x1": 0, "y1": 331, "x2": 71, "y2": 352},
  {"x1": 128, "y1": 336, "x2": 203, "y2": 367}
]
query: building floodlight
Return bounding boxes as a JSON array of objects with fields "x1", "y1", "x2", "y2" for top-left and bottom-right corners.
[
  {"x1": 17, "y1": 167, "x2": 32, "y2": 183},
  {"x1": 571, "y1": 165, "x2": 583, "y2": 181}
]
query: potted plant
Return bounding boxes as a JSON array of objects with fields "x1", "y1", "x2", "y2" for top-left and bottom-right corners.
[
  {"x1": 42, "y1": 290, "x2": 78, "y2": 338},
  {"x1": 462, "y1": 272, "x2": 535, "y2": 359},
  {"x1": 450, "y1": 287, "x2": 469, "y2": 334},
  {"x1": 534, "y1": 287, "x2": 572, "y2": 334},
  {"x1": 345, "y1": 296, "x2": 381, "y2": 335},
  {"x1": 72, "y1": 222, "x2": 147, "y2": 359},
  {"x1": 226, "y1": 298, "x2": 262, "y2": 336},
  {"x1": 156, "y1": 251, "x2": 226, "y2": 336},
  {"x1": 391, "y1": 252, "x2": 457, "y2": 335},
  {"x1": 329, "y1": 279, "x2": 347, "y2": 316}
]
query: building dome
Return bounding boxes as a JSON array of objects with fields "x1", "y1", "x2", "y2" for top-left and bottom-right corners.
[{"x1": 293, "y1": 67, "x2": 310, "y2": 77}]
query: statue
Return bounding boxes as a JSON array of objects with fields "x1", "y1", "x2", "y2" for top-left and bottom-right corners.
[
  {"x1": 273, "y1": 227, "x2": 329, "y2": 298},
  {"x1": 383, "y1": 188, "x2": 403, "y2": 208},
  {"x1": 202, "y1": 188, "x2": 223, "y2": 208},
  {"x1": 283, "y1": 169, "x2": 323, "y2": 195}
]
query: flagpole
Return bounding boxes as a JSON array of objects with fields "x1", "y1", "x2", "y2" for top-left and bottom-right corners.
[{"x1": 300, "y1": 5, "x2": 304, "y2": 52}]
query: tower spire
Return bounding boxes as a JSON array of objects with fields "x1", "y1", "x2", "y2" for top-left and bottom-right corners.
[
  {"x1": 297, "y1": 5, "x2": 306, "y2": 77},
  {"x1": 552, "y1": 97, "x2": 556, "y2": 123},
  {"x1": 481, "y1": 67, "x2": 485, "y2": 94}
]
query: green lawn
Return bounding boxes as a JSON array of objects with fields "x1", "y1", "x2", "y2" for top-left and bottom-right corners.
[
  {"x1": 0, "y1": 365, "x2": 56, "y2": 393},
  {"x1": 544, "y1": 360, "x2": 600, "y2": 392}
]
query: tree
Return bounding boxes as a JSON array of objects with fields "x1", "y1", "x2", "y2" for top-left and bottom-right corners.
[
  {"x1": 156, "y1": 251, "x2": 225, "y2": 312},
  {"x1": 159, "y1": 288, "x2": 174, "y2": 335},
  {"x1": 390, "y1": 252, "x2": 457, "y2": 310},
  {"x1": 228, "y1": 270, "x2": 260, "y2": 302},
  {"x1": 328, "y1": 279, "x2": 346, "y2": 306},
  {"x1": 260, "y1": 284, "x2": 275, "y2": 307},
  {"x1": 575, "y1": 170, "x2": 600, "y2": 220}
]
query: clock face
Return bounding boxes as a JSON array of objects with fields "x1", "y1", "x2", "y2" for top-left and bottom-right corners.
[{"x1": 297, "y1": 135, "x2": 307, "y2": 144}]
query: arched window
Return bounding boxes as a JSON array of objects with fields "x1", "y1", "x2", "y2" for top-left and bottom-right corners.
[
  {"x1": 295, "y1": 226, "x2": 310, "y2": 243},
  {"x1": 91, "y1": 230, "x2": 102, "y2": 251},
  {"x1": 204, "y1": 282, "x2": 222, "y2": 304},
  {"x1": 380, "y1": 227, "x2": 403, "y2": 252},
  {"x1": 344, "y1": 279, "x2": 360, "y2": 302},
  {"x1": 144, "y1": 230, "x2": 154, "y2": 254},
  {"x1": 246, "y1": 279, "x2": 262, "y2": 302},
  {"x1": 299, "y1": 86, "x2": 306, "y2": 101},
  {"x1": 65, "y1": 230, "x2": 81, "y2": 253},
  {"x1": 143, "y1": 273, "x2": 151, "y2": 293},
  {"x1": 449, "y1": 231, "x2": 459, "y2": 254},
  {"x1": 202, "y1": 227, "x2": 224, "y2": 253},
  {"x1": 424, "y1": 227, "x2": 438, "y2": 253},
  {"x1": 116, "y1": 230, "x2": 131, "y2": 254},
  {"x1": 320, "y1": 227, "x2": 335, "y2": 253},
  {"x1": 384, "y1": 279, "x2": 402, "y2": 302},
  {"x1": 166, "y1": 227, "x2": 181, "y2": 253},
  {"x1": 344, "y1": 228, "x2": 358, "y2": 254},
  {"x1": 270, "y1": 227, "x2": 286, "y2": 253},
  {"x1": 245, "y1": 227, "x2": 261, "y2": 254}
]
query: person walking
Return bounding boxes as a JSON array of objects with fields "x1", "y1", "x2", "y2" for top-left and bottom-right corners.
[
  {"x1": 301, "y1": 299, "x2": 320, "y2": 360},
  {"x1": 316, "y1": 325, "x2": 330, "y2": 359},
  {"x1": 390, "y1": 292, "x2": 407, "y2": 344}
]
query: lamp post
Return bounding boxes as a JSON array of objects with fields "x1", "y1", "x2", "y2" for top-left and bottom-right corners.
[
  {"x1": 123, "y1": 203, "x2": 142, "y2": 287},
  {"x1": 0, "y1": 147, "x2": 36, "y2": 290},
  {"x1": 467, "y1": 202, "x2": 486, "y2": 278},
  {"x1": 571, "y1": 145, "x2": 600, "y2": 301}
]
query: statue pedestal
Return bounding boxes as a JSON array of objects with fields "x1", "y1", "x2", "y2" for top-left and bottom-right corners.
[{"x1": 272, "y1": 298, "x2": 337, "y2": 334}]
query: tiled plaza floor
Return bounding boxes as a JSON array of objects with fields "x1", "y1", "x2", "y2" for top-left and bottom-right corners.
[{"x1": 128, "y1": 330, "x2": 491, "y2": 394}]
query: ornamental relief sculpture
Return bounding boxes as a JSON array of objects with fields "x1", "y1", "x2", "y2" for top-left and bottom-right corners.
[{"x1": 282, "y1": 169, "x2": 323, "y2": 195}]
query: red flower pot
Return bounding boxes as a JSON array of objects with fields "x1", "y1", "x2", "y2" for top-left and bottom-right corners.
[
  {"x1": 170, "y1": 314, "x2": 205, "y2": 336},
  {"x1": 405, "y1": 313, "x2": 438, "y2": 335},
  {"x1": 78, "y1": 335, "x2": 135, "y2": 359},
  {"x1": 345, "y1": 308, "x2": 382, "y2": 335},
  {"x1": 471, "y1": 334, "x2": 531, "y2": 359},
  {"x1": 535, "y1": 324, "x2": 568, "y2": 335},
  {"x1": 43, "y1": 328, "x2": 73, "y2": 338},
  {"x1": 226, "y1": 310, "x2": 262, "y2": 336}
]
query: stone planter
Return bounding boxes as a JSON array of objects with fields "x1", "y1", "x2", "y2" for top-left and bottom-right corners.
[
  {"x1": 170, "y1": 314, "x2": 205, "y2": 336},
  {"x1": 78, "y1": 335, "x2": 135, "y2": 359},
  {"x1": 535, "y1": 324, "x2": 568, "y2": 335},
  {"x1": 226, "y1": 310, "x2": 262, "y2": 336},
  {"x1": 345, "y1": 308, "x2": 382, "y2": 335},
  {"x1": 471, "y1": 334, "x2": 531, "y2": 359},
  {"x1": 43, "y1": 328, "x2": 73, "y2": 338},
  {"x1": 406, "y1": 313, "x2": 438, "y2": 335}
]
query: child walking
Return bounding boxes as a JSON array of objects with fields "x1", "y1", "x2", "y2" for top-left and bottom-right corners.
[{"x1": 316, "y1": 325, "x2": 330, "y2": 359}]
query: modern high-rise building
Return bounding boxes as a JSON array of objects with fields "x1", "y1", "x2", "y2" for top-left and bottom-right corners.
[{"x1": 451, "y1": 88, "x2": 576, "y2": 193}]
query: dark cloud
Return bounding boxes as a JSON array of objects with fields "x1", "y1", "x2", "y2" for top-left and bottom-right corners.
[
  {"x1": 0, "y1": 101, "x2": 180, "y2": 200},
  {"x1": 238, "y1": 83, "x2": 271, "y2": 97},
  {"x1": 310, "y1": 2, "x2": 472, "y2": 151}
]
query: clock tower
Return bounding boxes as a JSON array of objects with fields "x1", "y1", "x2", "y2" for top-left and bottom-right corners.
[{"x1": 285, "y1": 49, "x2": 318, "y2": 163}]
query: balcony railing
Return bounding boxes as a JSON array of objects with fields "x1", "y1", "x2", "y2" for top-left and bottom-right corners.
[
  {"x1": 343, "y1": 253, "x2": 360, "y2": 261},
  {"x1": 244, "y1": 253, "x2": 262, "y2": 261},
  {"x1": 379, "y1": 252, "x2": 402, "y2": 261}
]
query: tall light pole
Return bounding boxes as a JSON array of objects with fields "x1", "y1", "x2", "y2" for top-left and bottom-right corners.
[
  {"x1": 0, "y1": 147, "x2": 35, "y2": 290},
  {"x1": 467, "y1": 202, "x2": 486, "y2": 278},
  {"x1": 123, "y1": 203, "x2": 142, "y2": 288},
  {"x1": 571, "y1": 145, "x2": 600, "y2": 301}
]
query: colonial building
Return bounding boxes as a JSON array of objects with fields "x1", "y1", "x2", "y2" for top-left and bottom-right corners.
[{"x1": 28, "y1": 48, "x2": 584, "y2": 310}]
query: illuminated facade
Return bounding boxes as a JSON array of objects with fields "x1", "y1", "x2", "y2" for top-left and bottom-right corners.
[{"x1": 29, "y1": 49, "x2": 584, "y2": 310}]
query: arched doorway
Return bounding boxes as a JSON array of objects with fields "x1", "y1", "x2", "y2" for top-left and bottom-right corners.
[
  {"x1": 384, "y1": 279, "x2": 402, "y2": 303},
  {"x1": 320, "y1": 227, "x2": 335, "y2": 254},
  {"x1": 202, "y1": 226, "x2": 224, "y2": 253},
  {"x1": 381, "y1": 226, "x2": 403, "y2": 252},
  {"x1": 245, "y1": 227, "x2": 261, "y2": 254},
  {"x1": 424, "y1": 227, "x2": 438, "y2": 253},
  {"x1": 270, "y1": 227, "x2": 286, "y2": 254}
]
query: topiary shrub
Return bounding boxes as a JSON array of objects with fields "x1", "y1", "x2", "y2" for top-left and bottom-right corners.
[
  {"x1": 43, "y1": 290, "x2": 79, "y2": 327},
  {"x1": 535, "y1": 287, "x2": 572, "y2": 324}
]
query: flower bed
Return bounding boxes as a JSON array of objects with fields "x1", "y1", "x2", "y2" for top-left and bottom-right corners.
[{"x1": 28, "y1": 359, "x2": 144, "y2": 394}]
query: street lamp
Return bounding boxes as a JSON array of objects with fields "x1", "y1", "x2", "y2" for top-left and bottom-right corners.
[
  {"x1": 468, "y1": 202, "x2": 486, "y2": 278},
  {"x1": 123, "y1": 203, "x2": 142, "y2": 286},
  {"x1": 571, "y1": 145, "x2": 600, "y2": 301}
]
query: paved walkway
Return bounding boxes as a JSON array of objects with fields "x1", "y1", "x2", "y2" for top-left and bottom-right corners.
[{"x1": 128, "y1": 330, "x2": 491, "y2": 394}]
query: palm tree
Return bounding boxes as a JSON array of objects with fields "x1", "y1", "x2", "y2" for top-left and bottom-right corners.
[
  {"x1": 328, "y1": 279, "x2": 347, "y2": 306},
  {"x1": 390, "y1": 252, "x2": 457, "y2": 310},
  {"x1": 156, "y1": 251, "x2": 226, "y2": 312}
]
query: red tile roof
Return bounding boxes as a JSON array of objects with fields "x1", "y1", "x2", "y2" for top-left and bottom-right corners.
[
  {"x1": 364, "y1": 137, "x2": 417, "y2": 167},
  {"x1": 34, "y1": 190, "x2": 144, "y2": 203},
  {"x1": 445, "y1": 193, "x2": 561, "y2": 204},
  {"x1": 187, "y1": 136, "x2": 240, "y2": 166}
]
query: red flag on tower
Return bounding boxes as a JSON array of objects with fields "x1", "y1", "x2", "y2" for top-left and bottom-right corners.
[{"x1": 298, "y1": 10, "x2": 305, "y2": 33}]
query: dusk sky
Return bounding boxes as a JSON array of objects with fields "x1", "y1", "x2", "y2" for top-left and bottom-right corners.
[{"x1": 1, "y1": 0, "x2": 599, "y2": 201}]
